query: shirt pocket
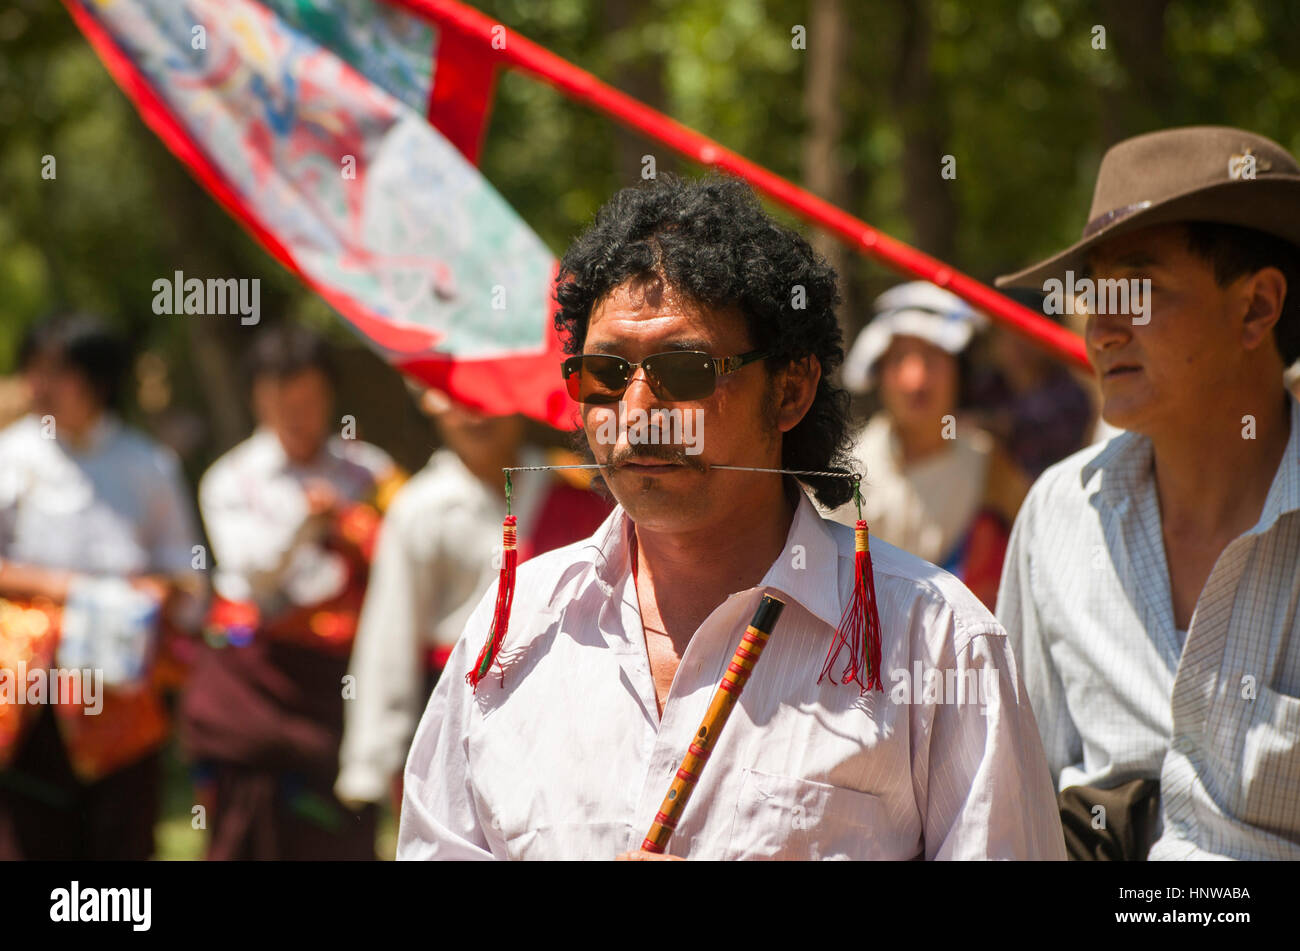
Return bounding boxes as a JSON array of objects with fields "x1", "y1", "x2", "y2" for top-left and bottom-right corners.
[
  {"x1": 1239, "y1": 685, "x2": 1300, "y2": 836},
  {"x1": 723, "y1": 768, "x2": 893, "y2": 861}
]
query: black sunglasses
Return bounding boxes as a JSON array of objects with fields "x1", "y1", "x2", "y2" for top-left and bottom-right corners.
[{"x1": 562, "y1": 349, "x2": 768, "y2": 404}]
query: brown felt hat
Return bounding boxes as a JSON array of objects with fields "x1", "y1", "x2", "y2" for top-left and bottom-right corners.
[{"x1": 996, "y1": 126, "x2": 1300, "y2": 288}]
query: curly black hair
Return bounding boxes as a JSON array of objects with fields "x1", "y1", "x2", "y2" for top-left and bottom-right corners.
[{"x1": 555, "y1": 173, "x2": 854, "y2": 508}]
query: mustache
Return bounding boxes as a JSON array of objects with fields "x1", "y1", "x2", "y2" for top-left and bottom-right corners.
[{"x1": 606, "y1": 443, "x2": 707, "y2": 471}]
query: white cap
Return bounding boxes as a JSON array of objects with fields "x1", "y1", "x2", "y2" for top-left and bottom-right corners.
[{"x1": 842, "y1": 281, "x2": 986, "y2": 392}]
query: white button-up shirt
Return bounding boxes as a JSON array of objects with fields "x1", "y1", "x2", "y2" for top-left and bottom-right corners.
[
  {"x1": 399, "y1": 491, "x2": 1065, "y2": 860},
  {"x1": 997, "y1": 395, "x2": 1300, "y2": 860},
  {"x1": 0, "y1": 413, "x2": 199, "y2": 578}
]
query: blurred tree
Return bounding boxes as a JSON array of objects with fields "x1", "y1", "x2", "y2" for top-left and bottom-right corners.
[
  {"x1": 893, "y1": 0, "x2": 957, "y2": 263},
  {"x1": 801, "y1": 0, "x2": 854, "y2": 319},
  {"x1": 604, "y1": 0, "x2": 678, "y2": 186}
]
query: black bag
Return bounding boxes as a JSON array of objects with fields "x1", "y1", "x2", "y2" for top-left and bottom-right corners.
[{"x1": 1058, "y1": 778, "x2": 1161, "y2": 860}]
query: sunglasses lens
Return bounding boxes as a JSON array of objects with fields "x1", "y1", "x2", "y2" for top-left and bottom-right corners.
[
  {"x1": 644, "y1": 351, "x2": 716, "y2": 401},
  {"x1": 564, "y1": 355, "x2": 628, "y2": 404}
]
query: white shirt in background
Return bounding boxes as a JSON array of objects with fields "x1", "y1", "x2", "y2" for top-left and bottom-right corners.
[
  {"x1": 0, "y1": 413, "x2": 200, "y2": 580},
  {"x1": 199, "y1": 427, "x2": 395, "y2": 613}
]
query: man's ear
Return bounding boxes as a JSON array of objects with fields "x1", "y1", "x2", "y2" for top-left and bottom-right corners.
[
  {"x1": 1239, "y1": 266, "x2": 1286, "y2": 352},
  {"x1": 775, "y1": 355, "x2": 821, "y2": 433}
]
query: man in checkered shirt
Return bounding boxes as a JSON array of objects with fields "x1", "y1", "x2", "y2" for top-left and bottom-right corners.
[{"x1": 996, "y1": 126, "x2": 1300, "y2": 860}]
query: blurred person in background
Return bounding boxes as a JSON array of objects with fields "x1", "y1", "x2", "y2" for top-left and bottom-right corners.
[
  {"x1": 826, "y1": 282, "x2": 1028, "y2": 609},
  {"x1": 181, "y1": 324, "x2": 404, "y2": 860},
  {"x1": 0, "y1": 313, "x2": 204, "y2": 860},
  {"x1": 971, "y1": 288, "x2": 1094, "y2": 479},
  {"x1": 335, "y1": 386, "x2": 611, "y2": 814},
  {"x1": 0, "y1": 375, "x2": 30, "y2": 430}
]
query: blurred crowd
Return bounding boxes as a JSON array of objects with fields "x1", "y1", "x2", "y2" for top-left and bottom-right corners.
[{"x1": 0, "y1": 317, "x2": 610, "y2": 859}]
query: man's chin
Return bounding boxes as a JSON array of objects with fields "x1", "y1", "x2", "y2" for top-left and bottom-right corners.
[
  {"x1": 606, "y1": 468, "x2": 705, "y2": 523},
  {"x1": 606, "y1": 466, "x2": 698, "y2": 496},
  {"x1": 1098, "y1": 392, "x2": 1155, "y2": 435}
]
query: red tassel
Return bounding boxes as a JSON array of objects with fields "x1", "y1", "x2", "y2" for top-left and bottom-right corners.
[
  {"x1": 466, "y1": 516, "x2": 518, "y2": 690},
  {"x1": 819, "y1": 520, "x2": 883, "y2": 693}
]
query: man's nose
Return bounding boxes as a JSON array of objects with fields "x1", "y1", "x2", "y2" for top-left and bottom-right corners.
[
  {"x1": 622, "y1": 365, "x2": 663, "y2": 411},
  {"x1": 1085, "y1": 308, "x2": 1131, "y2": 354}
]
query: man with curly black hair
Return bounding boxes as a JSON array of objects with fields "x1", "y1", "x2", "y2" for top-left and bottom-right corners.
[{"x1": 399, "y1": 174, "x2": 1064, "y2": 860}]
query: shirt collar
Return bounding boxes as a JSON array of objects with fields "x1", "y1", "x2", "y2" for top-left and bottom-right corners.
[
  {"x1": 1080, "y1": 428, "x2": 1150, "y2": 501},
  {"x1": 250, "y1": 425, "x2": 333, "y2": 472},
  {"x1": 585, "y1": 490, "x2": 845, "y2": 632},
  {"x1": 1082, "y1": 394, "x2": 1300, "y2": 533},
  {"x1": 756, "y1": 491, "x2": 845, "y2": 632},
  {"x1": 249, "y1": 426, "x2": 290, "y2": 470}
]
